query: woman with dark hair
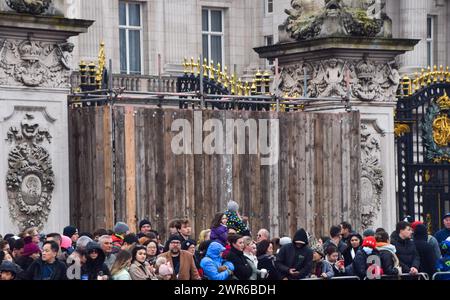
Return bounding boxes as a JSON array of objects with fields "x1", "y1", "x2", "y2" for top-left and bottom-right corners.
[
  {"x1": 342, "y1": 233, "x2": 363, "y2": 267},
  {"x1": 210, "y1": 212, "x2": 228, "y2": 246},
  {"x1": 256, "y1": 240, "x2": 281, "y2": 280},
  {"x1": 129, "y1": 245, "x2": 157, "y2": 280},
  {"x1": 81, "y1": 242, "x2": 111, "y2": 280},
  {"x1": 144, "y1": 240, "x2": 160, "y2": 266},
  {"x1": 225, "y1": 234, "x2": 253, "y2": 280}
]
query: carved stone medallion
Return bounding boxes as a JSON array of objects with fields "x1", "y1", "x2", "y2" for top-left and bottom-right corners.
[{"x1": 6, "y1": 113, "x2": 54, "y2": 230}]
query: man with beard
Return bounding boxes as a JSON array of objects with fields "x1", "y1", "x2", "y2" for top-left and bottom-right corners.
[
  {"x1": 275, "y1": 228, "x2": 313, "y2": 280},
  {"x1": 159, "y1": 235, "x2": 200, "y2": 280}
]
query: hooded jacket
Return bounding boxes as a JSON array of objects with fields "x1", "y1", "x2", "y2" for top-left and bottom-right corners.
[
  {"x1": 376, "y1": 243, "x2": 400, "y2": 276},
  {"x1": 352, "y1": 248, "x2": 380, "y2": 279},
  {"x1": 210, "y1": 225, "x2": 228, "y2": 246},
  {"x1": 81, "y1": 242, "x2": 111, "y2": 280},
  {"x1": 392, "y1": 235, "x2": 420, "y2": 273},
  {"x1": 275, "y1": 229, "x2": 313, "y2": 280},
  {"x1": 200, "y1": 242, "x2": 235, "y2": 280},
  {"x1": 413, "y1": 224, "x2": 437, "y2": 277}
]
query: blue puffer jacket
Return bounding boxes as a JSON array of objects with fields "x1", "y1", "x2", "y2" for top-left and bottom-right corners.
[{"x1": 200, "y1": 242, "x2": 235, "y2": 280}]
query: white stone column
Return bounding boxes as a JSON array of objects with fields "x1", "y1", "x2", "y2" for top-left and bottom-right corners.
[{"x1": 399, "y1": 0, "x2": 427, "y2": 73}]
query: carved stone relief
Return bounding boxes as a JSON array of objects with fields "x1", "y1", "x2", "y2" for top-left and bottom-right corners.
[
  {"x1": 0, "y1": 38, "x2": 74, "y2": 88},
  {"x1": 6, "y1": 113, "x2": 54, "y2": 231},
  {"x1": 276, "y1": 57, "x2": 400, "y2": 102},
  {"x1": 6, "y1": 0, "x2": 52, "y2": 15},
  {"x1": 360, "y1": 123, "x2": 384, "y2": 229}
]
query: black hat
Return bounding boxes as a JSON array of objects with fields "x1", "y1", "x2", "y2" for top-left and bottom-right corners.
[
  {"x1": 139, "y1": 219, "x2": 152, "y2": 230},
  {"x1": 63, "y1": 226, "x2": 78, "y2": 238},
  {"x1": 443, "y1": 213, "x2": 450, "y2": 221},
  {"x1": 167, "y1": 235, "x2": 183, "y2": 244},
  {"x1": 181, "y1": 239, "x2": 196, "y2": 251}
]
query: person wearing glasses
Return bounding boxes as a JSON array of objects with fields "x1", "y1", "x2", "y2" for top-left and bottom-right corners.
[
  {"x1": 257, "y1": 229, "x2": 270, "y2": 243},
  {"x1": 158, "y1": 235, "x2": 200, "y2": 280},
  {"x1": 22, "y1": 241, "x2": 67, "y2": 280}
]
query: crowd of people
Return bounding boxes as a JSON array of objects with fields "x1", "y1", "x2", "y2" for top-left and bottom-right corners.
[{"x1": 0, "y1": 200, "x2": 449, "y2": 281}]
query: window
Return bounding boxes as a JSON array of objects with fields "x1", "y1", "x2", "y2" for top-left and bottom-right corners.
[
  {"x1": 265, "y1": 35, "x2": 274, "y2": 66},
  {"x1": 427, "y1": 16, "x2": 434, "y2": 67},
  {"x1": 119, "y1": 1, "x2": 143, "y2": 74},
  {"x1": 266, "y1": 0, "x2": 273, "y2": 14},
  {"x1": 202, "y1": 8, "x2": 224, "y2": 65}
]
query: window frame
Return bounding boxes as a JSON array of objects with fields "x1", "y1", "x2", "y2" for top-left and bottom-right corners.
[
  {"x1": 426, "y1": 15, "x2": 435, "y2": 68},
  {"x1": 119, "y1": 1, "x2": 144, "y2": 75},
  {"x1": 265, "y1": 35, "x2": 274, "y2": 67},
  {"x1": 201, "y1": 8, "x2": 225, "y2": 66},
  {"x1": 265, "y1": 0, "x2": 274, "y2": 15}
]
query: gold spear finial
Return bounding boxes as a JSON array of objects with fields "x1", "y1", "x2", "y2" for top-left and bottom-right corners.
[
  {"x1": 96, "y1": 41, "x2": 106, "y2": 88},
  {"x1": 203, "y1": 58, "x2": 208, "y2": 77},
  {"x1": 182, "y1": 57, "x2": 188, "y2": 74},
  {"x1": 209, "y1": 60, "x2": 215, "y2": 80},
  {"x1": 217, "y1": 62, "x2": 222, "y2": 84}
]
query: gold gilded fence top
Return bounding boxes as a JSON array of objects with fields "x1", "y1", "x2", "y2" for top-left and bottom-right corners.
[
  {"x1": 182, "y1": 57, "x2": 272, "y2": 96},
  {"x1": 402, "y1": 65, "x2": 450, "y2": 97}
]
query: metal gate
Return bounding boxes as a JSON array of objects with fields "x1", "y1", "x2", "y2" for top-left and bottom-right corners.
[{"x1": 396, "y1": 66, "x2": 450, "y2": 232}]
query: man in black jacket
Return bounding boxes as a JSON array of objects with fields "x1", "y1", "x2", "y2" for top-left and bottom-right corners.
[
  {"x1": 275, "y1": 229, "x2": 313, "y2": 280},
  {"x1": 391, "y1": 221, "x2": 420, "y2": 276},
  {"x1": 23, "y1": 241, "x2": 67, "y2": 280},
  {"x1": 413, "y1": 224, "x2": 437, "y2": 277}
]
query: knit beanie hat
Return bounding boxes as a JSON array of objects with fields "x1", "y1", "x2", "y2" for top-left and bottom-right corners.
[
  {"x1": 139, "y1": 219, "x2": 152, "y2": 230},
  {"x1": 114, "y1": 222, "x2": 130, "y2": 235},
  {"x1": 362, "y1": 236, "x2": 377, "y2": 249},
  {"x1": 443, "y1": 212, "x2": 450, "y2": 221},
  {"x1": 159, "y1": 263, "x2": 173, "y2": 276},
  {"x1": 167, "y1": 235, "x2": 183, "y2": 244},
  {"x1": 181, "y1": 239, "x2": 196, "y2": 251},
  {"x1": 227, "y1": 200, "x2": 239, "y2": 212},
  {"x1": 22, "y1": 236, "x2": 41, "y2": 257},
  {"x1": 63, "y1": 226, "x2": 78, "y2": 239}
]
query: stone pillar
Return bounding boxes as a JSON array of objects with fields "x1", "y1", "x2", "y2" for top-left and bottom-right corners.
[
  {"x1": 399, "y1": 0, "x2": 427, "y2": 73},
  {"x1": 255, "y1": 0, "x2": 419, "y2": 232},
  {"x1": 0, "y1": 8, "x2": 92, "y2": 234}
]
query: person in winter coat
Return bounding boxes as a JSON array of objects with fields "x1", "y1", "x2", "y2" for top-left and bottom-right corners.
[
  {"x1": 15, "y1": 236, "x2": 40, "y2": 272},
  {"x1": 210, "y1": 213, "x2": 228, "y2": 246},
  {"x1": 144, "y1": 240, "x2": 160, "y2": 267},
  {"x1": 0, "y1": 260, "x2": 21, "y2": 280},
  {"x1": 81, "y1": 242, "x2": 111, "y2": 280},
  {"x1": 159, "y1": 235, "x2": 201, "y2": 280},
  {"x1": 436, "y1": 238, "x2": 450, "y2": 280},
  {"x1": 225, "y1": 200, "x2": 250, "y2": 236},
  {"x1": 310, "y1": 242, "x2": 334, "y2": 279},
  {"x1": 391, "y1": 221, "x2": 420, "y2": 276},
  {"x1": 111, "y1": 222, "x2": 130, "y2": 254},
  {"x1": 200, "y1": 242, "x2": 235, "y2": 280},
  {"x1": 325, "y1": 245, "x2": 346, "y2": 277},
  {"x1": 256, "y1": 240, "x2": 281, "y2": 280},
  {"x1": 225, "y1": 234, "x2": 253, "y2": 280},
  {"x1": 129, "y1": 245, "x2": 157, "y2": 280},
  {"x1": 342, "y1": 233, "x2": 362, "y2": 267},
  {"x1": 275, "y1": 229, "x2": 313, "y2": 280},
  {"x1": 411, "y1": 221, "x2": 441, "y2": 260},
  {"x1": 110, "y1": 250, "x2": 132, "y2": 280},
  {"x1": 374, "y1": 230, "x2": 401, "y2": 277},
  {"x1": 243, "y1": 236, "x2": 266, "y2": 280},
  {"x1": 22, "y1": 241, "x2": 67, "y2": 280},
  {"x1": 413, "y1": 224, "x2": 437, "y2": 277},
  {"x1": 322, "y1": 226, "x2": 347, "y2": 258},
  {"x1": 352, "y1": 236, "x2": 381, "y2": 279},
  {"x1": 435, "y1": 213, "x2": 450, "y2": 245}
]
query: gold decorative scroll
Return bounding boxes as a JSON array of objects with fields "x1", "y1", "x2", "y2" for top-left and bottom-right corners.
[{"x1": 433, "y1": 114, "x2": 450, "y2": 147}]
